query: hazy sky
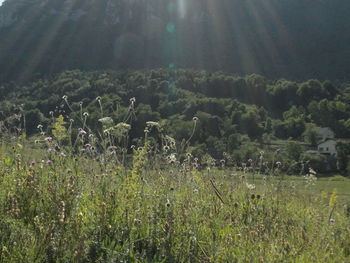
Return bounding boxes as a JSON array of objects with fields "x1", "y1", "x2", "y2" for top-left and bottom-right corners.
[{"x1": 0, "y1": 0, "x2": 4, "y2": 6}]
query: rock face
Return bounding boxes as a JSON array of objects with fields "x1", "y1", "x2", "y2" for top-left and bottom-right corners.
[{"x1": 0, "y1": 0, "x2": 350, "y2": 82}]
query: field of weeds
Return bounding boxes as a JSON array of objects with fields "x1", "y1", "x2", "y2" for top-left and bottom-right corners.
[
  {"x1": 0, "y1": 97, "x2": 349, "y2": 262},
  {"x1": 0, "y1": 140, "x2": 350, "y2": 262}
]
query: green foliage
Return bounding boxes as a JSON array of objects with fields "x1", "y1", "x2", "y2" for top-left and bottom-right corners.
[
  {"x1": 1, "y1": 69, "x2": 350, "y2": 173},
  {"x1": 303, "y1": 123, "x2": 318, "y2": 146},
  {"x1": 0, "y1": 141, "x2": 349, "y2": 262},
  {"x1": 52, "y1": 115, "x2": 68, "y2": 142},
  {"x1": 285, "y1": 141, "x2": 303, "y2": 161}
]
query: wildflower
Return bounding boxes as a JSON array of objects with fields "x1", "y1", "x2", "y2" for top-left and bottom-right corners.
[
  {"x1": 66, "y1": 169, "x2": 72, "y2": 174},
  {"x1": 329, "y1": 218, "x2": 336, "y2": 223},
  {"x1": 309, "y1": 168, "x2": 317, "y2": 175},
  {"x1": 130, "y1": 97, "x2": 136, "y2": 103},
  {"x1": 192, "y1": 162, "x2": 199, "y2": 169},
  {"x1": 58, "y1": 201, "x2": 65, "y2": 223},
  {"x1": 62, "y1": 95, "x2": 68, "y2": 100},
  {"x1": 59, "y1": 152, "x2": 66, "y2": 157},
  {"x1": 83, "y1": 112, "x2": 89, "y2": 117},
  {"x1": 46, "y1": 160, "x2": 52, "y2": 165},
  {"x1": 69, "y1": 119, "x2": 74, "y2": 123},
  {"x1": 84, "y1": 143, "x2": 91, "y2": 148},
  {"x1": 96, "y1": 96, "x2": 102, "y2": 101},
  {"x1": 276, "y1": 161, "x2": 282, "y2": 167},
  {"x1": 168, "y1": 153, "x2": 177, "y2": 164},
  {"x1": 44, "y1": 136, "x2": 53, "y2": 142},
  {"x1": 31, "y1": 161, "x2": 36, "y2": 166},
  {"x1": 163, "y1": 145, "x2": 170, "y2": 151},
  {"x1": 146, "y1": 121, "x2": 159, "y2": 127},
  {"x1": 246, "y1": 183, "x2": 256, "y2": 190},
  {"x1": 134, "y1": 218, "x2": 142, "y2": 224},
  {"x1": 79, "y1": 129, "x2": 87, "y2": 136},
  {"x1": 49, "y1": 111, "x2": 54, "y2": 116},
  {"x1": 192, "y1": 116, "x2": 199, "y2": 121},
  {"x1": 37, "y1": 124, "x2": 43, "y2": 129},
  {"x1": 79, "y1": 101, "x2": 83, "y2": 106},
  {"x1": 98, "y1": 117, "x2": 114, "y2": 126}
]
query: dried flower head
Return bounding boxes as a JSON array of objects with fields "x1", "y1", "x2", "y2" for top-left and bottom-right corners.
[
  {"x1": 163, "y1": 145, "x2": 170, "y2": 151},
  {"x1": 146, "y1": 121, "x2": 159, "y2": 127}
]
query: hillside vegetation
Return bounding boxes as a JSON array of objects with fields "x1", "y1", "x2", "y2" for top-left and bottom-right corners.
[{"x1": 1, "y1": 69, "x2": 350, "y2": 175}]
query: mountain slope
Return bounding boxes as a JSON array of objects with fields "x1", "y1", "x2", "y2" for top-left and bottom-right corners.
[{"x1": 1, "y1": 0, "x2": 350, "y2": 82}]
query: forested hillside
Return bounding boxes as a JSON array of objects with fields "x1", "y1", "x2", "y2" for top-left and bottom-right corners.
[
  {"x1": 1, "y1": 69, "x2": 350, "y2": 174},
  {"x1": 1, "y1": 0, "x2": 350, "y2": 82}
]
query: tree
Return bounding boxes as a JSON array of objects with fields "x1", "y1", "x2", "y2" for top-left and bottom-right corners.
[{"x1": 303, "y1": 123, "x2": 318, "y2": 146}]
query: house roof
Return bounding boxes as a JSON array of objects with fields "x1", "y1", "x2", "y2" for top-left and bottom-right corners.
[
  {"x1": 317, "y1": 138, "x2": 336, "y2": 146},
  {"x1": 317, "y1": 138, "x2": 350, "y2": 146},
  {"x1": 317, "y1": 127, "x2": 334, "y2": 133}
]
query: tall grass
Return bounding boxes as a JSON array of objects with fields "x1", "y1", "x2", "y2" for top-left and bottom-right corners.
[{"x1": 0, "y1": 97, "x2": 349, "y2": 262}]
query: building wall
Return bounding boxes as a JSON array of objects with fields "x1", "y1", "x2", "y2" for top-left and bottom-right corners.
[{"x1": 318, "y1": 140, "x2": 337, "y2": 156}]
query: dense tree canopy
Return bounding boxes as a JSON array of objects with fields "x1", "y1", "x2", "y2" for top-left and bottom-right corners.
[{"x1": 1, "y1": 69, "x2": 350, "y2": 174}]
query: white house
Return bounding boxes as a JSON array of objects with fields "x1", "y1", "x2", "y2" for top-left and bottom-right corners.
[
  {"x1": 316, "y1": 127, "x2": 335, "y2": 142},
  {"x1": 317, "y1": 139, "x2": 337, "y2": 156}
]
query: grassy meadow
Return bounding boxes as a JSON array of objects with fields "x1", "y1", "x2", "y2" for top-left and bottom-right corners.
[
  {"x1": 0, "y1": 138, "x2": 350, "y2": 263},
  {"x1": 0, "y1": 97, "x2": 350, "y2": 263}
]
